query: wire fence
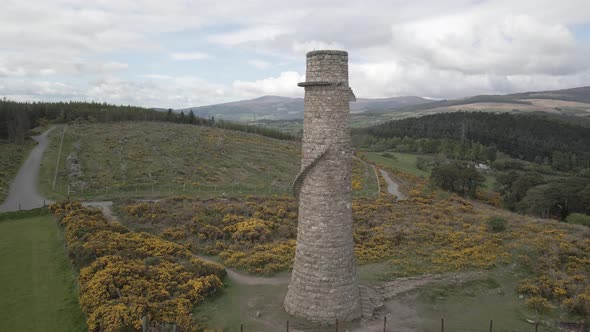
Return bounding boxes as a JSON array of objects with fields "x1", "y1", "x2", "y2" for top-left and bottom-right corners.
[
  {"x1": 50, "y1": 181, "x2": 380, "y2": 200},
  {"x1": 139, "y1": 316, "x2": 586, "y2": 332}
]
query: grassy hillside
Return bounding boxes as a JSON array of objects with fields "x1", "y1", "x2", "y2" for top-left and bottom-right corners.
[
  {"x1": 0, "y1": 140, "x2": 35, "y2": 202},
  {"x1": 40, "y1": 122, "x2": 300, "y2": 199},
  {"x1": 0, "y1": 210, "x2": 86, "y2": 332},
  {"x1": 40, "y1": 122, "x2": 378, "y2": 200}
]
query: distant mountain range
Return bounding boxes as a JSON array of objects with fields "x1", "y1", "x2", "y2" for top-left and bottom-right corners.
[
  {"x1": 175, "y1": 86, "x2": 590, "y2": 126},
  {"x1": 177, "y1": 95, "x2": 432, "y2": 121}
]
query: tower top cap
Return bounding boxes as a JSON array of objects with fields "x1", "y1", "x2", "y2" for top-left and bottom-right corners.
[{"x1": 306, "y1": 50, "x2": 348, "y2": 57}]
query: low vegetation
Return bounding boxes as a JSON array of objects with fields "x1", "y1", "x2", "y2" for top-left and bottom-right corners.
[
  {"x1": 117, "y1": 169, "x2": 589, "y2": 321},
  {"x1": 40, "y1": 122, "x2": 301, "y2": 200},
  {"x1": 0, "y1": 209, "x2": 86, "y2": 331},
  {"x1": 49, "y1": 201, "x2": 226, "y2": 332},
  {"x1": 566, "y1": 213, "x2": 590, "y2": 227},
  {"x1": 39, "y1": 122, "x2": 379, "y2": 200}
]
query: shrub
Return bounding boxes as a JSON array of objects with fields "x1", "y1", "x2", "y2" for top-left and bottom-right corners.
[
  {"x1": 416, "y1": 156, "x2": 428, "y2": 171},
  {"x1": 566, "y1": 213, "x2": 590, "y2": 227},
  {"x1": 487, "y1": 216, "x2": 506, "y2": 232},
  {"x1": 49, "y1": 201, "x2": 225, "y2": 331},
  {"x1": 380, "y1": 152, "x2": 395, "y2": 159},
  {"x1": 525, "y1": 296, "x2": 552, "y2": 312}
]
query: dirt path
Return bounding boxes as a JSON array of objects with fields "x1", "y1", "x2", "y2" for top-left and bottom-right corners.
[
  {"x1": 195, "y1": 254, "x2": 290, "y2": 286},
  {"x1": 82, "y1": 201, "x2": 115, "y2": 221},
  {"x1": 0, "y1": 127, "x2": 55, "y2": 212},
  {"x1": 82, "y1": 200, "x2": 291, "y2": 286},
  {"x1": 379, "y1": 169, "x2": 407, "y2": 200}
]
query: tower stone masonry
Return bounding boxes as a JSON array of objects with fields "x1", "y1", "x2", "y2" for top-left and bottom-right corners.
[{"x1": 284, "y1": 50, "x2": 361, "y2": 322}]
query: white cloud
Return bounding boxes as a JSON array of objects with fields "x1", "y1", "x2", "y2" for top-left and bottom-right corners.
[
  {"x1": 0, "y1": 52, "x2": 128, "y2": 78},
  {"x1": 248, "y1": 59, "x2": 272, "y2": 69},
  {"x1": 233, "y1": 71, "x2": 304, "y2": 97},
  {"x1": 170, "y1": 52, "x2": 210, "y2": 61},
  {"x1": 208, "y1": 26, "x2": 292, "y2": 46},
  {"x1": 390, "y1": 13, "x2": 584, "y2": 76},
  {"x1": 291, "y1": 40, "x2": 344, "y2": 55},
  {"x1": 141, "y1": 74, "x2": 174, "y2": 80},
  {"x1": 1, "y1": 0, "x2": 590, "y2": 105}
]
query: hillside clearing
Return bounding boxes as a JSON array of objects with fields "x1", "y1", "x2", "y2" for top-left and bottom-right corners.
[
  {"x1": 39, "y1": 122, "x2": 301, "y2": 200},
  {"x1": 39, "y1": 122, "x2": 378, "y2": 200},
  {"x1": 0, "y1": 210, "x2": 85, "y2": 332}
]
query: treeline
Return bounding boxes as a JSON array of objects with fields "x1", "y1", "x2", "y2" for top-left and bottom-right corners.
[
  {"x1": 353, "y1": 136, "x2": 497, "y2": 162},
  {"x1": 0, "y1": 100, "x2": 295, "y2": 143},
  {"x1": 356, "y1": 112, "x2": 590, "y2": 170}
]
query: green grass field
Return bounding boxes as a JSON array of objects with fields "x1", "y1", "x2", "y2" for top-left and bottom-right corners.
[
  {"x1": 361, "y1": 151, "x2": 430, "y2": 177},
  {"x1": 0, "y1": 210, "x2": 86, "y2": 332},
  {"x1": 361, "y1": 151, "x2": 497, "y2": 190}
]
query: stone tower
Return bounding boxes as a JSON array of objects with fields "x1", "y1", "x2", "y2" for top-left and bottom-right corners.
[{"x1": 284, "y1": 50, "x2": 361, "y2": 322}]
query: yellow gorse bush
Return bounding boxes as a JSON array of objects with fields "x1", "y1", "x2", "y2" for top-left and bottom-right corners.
[
  {"x1": 118, "y1": 170, "x2": 589, "y2": 319},
  {"x1": 50, "y1": 201, "x2": 226, "y2": 332}
]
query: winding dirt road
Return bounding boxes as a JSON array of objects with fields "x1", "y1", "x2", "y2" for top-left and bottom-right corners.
[
  {"x1": 380, "y1": 169, "x2": 407, "y2": 200},
  {"x1": 0, "y1": 127, "x2": 55, "y2": 212}
]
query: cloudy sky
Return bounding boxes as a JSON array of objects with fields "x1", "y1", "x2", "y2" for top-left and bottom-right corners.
[{"x1": 1, "y1": 0, "x2": 590, "y2": 108}]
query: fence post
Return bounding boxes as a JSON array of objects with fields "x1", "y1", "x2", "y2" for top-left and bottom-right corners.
[
  {"x1": 240, "y1": 321, "x2": 243, "y2": 332},
  {"x1": 489, "y1": 319, "x2": 493, "y2": 332},
  {"x1": 18, "y1": 202, "x2": 21, "y2": 211},
  {"x1": 286, "y1": 320, "x2": 289, "y2": 332},
  {"x1": 441, "y1": 317, "x2": 444, "y2": 332},
  {"x1": 141, "y1": 316, "x2": 147, "y2": 332},
  {"x1": 384, "y1": 316, "x2": 387, "y2": 332},
  {"x1": 335, "y1": 319, "x2": 338, "y2": 332},
  {"x1": 534, "y1": 322, "x2": 538, "y2": 332},
  {"x1": 183, "y1": 183, "x2": 186, "y2": 192}
]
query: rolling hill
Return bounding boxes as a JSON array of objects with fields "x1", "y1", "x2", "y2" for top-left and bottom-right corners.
[
  {"x1": 178, "y1": 95, "x2": 432, "y2": 122},
  {"x1": 371, "y1": 86, "x2": 590, "y2": 118},
  {"x1": 38, "y1": 122, "x2": 378, "y2": 200},
  {"x1": 176, "y1": 87, "x2": 590, "y2": 133}
]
